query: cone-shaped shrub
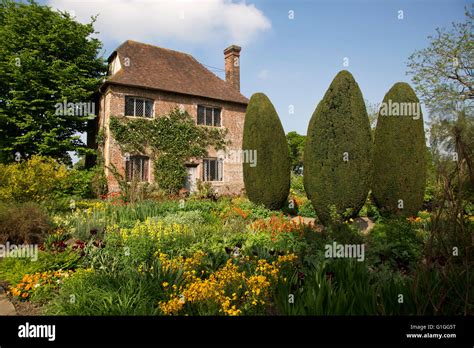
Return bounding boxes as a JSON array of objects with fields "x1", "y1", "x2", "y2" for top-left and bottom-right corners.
[
  {"x1": 243, "y1": 93, "x2": 290, "y2": 209},
  {"x1": 372, "y1": 82, "x2": 426, "y2": 216},
  {"x1": 304, "y1": 70, "x2": 372, "y2": 224}
]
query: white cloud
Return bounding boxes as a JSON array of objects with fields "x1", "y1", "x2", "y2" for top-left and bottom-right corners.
[
  {"x1": 47, "y1": 0, "x2": 271, "y2": 45},
  {"x1": 257, "y1": 69, "x2": 269, "y2": 80}
]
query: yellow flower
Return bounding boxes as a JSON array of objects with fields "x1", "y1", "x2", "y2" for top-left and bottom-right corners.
[{"x1": 162, "y1": 282, "x2": 169, "y2": 288}]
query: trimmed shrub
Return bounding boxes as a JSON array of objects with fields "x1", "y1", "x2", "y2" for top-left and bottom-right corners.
[
  {"x1": 304, "y1": 70, "x2": 372, "y2": 224},
  {"x1": 372, "y1": 82, "x2": 427, "y2": 216},
  {"x1": 243, "y1": 93, "x2": 290, "y2": 210}
]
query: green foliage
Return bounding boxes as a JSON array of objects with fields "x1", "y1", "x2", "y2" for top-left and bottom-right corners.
[
  {"x1": 304, "y1": 70, "x2": 372, "y2": 224},
  {"x1": 0, "y1": 0, "x2": 107, "y2": 164},
  {"x1": 57, "y1": 167, "x2": 100, "y2": 199},
  {"x1": 297, "y1": 199, "x2": 317, "y2": 218},
  {"x1": 274, "y1": 260, "x2": 379, "y2": 315},
  {"x1": 372, "y1": 82, "x2": 427, "y2": 217},
  {"x1": 0, "y1": 249, "x2": 81, "y2": 285},
  {"x1": 0, "y1": 155, "x2": 69, "y2": 202},
  {"x1": 290, "y1": 173, "x2": 305, "y2": 196},
  {"x1": 0, "y1": 155, "x2": 102, "y2": 203},
  {"x1": 193, "y1": 179, "x2": 217, "y2": 200},
  {"x1": 407, "y1": 7, "x2": 473, "y2": 111},
  {"x1": 154, "y1": 154, "x2": 188, "y2": 195},
  {"x1": 0, "y1": 201, "x2": 51, "y2": 244},
  {"x1": 160, "y1": 210, "x2": 206, "y2": 225},
  {"x1": 243, "y1": 93, "x2": 290, "y2": 210},
  {"x1": 286, "y1": 131, "x2": 306, "y2": 174},
  {"x1": 366, "y1": 219, "x2": 424, "y2": 272},
  {"x1": 45, "y1": 265, "x2": 180, "y2": 315},
  {"x1": 109, "y1": 108, "x2": 228, "y2": 194}
]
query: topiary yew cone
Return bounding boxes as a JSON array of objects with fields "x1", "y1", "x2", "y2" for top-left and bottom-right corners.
[
  {"x1": 372, "y1": 82, "x2": 427, "y2": 217},
  {"x1": 304, "y1": 70, "x2": 372, "y2": 224},
  {"x1": 242, "y1": 93, "x2": 290, "y2": 210}
]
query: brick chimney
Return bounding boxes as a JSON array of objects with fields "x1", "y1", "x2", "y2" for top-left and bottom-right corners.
[{"x1": 224, "y1": 45, "x2": 241, "y2": 91}]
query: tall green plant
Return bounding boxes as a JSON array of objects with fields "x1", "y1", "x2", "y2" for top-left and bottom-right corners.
[
  {"x1": 304, "y1": 70, "x2": 372, "y2": 224},
  {"x1": 372, "y1": 83, "x2": 427, "y2": 217},
  {"x1": 242, "y1": 93, "x2": 290, "y2": 210}
]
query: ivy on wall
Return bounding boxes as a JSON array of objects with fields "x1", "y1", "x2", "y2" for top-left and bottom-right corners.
[{"x1": 109, "y1": 108, "x2": 228, "y2": 194}]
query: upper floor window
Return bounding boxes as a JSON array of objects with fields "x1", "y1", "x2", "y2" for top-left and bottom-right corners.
[
  {"x1": 203, "y1": 158, "x2": 223, "y2": 182},
  {"x1": 197, "y1": 105, "x2": 221, "y2": 126},
  {"x1": 125, "y1": 97, "x2": 153, "y2": 118},
  {"x1": 125, "y1": 155, "x2": 149, "y2": 182}
]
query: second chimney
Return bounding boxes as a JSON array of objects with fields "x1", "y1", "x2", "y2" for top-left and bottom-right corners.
[{"x1": 224, "y1": 45, "x2": 241, "y2": 92}]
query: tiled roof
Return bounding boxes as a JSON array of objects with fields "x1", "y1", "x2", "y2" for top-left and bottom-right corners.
[{"x1": 105, "y1": 40, "x2": 248, "y2": 105}]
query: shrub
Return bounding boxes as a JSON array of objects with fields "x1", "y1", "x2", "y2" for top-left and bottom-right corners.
[
  {"x1": 57, "y1": 165, "x2": 107, "y2": 199},
  {"x1": 0, "y1": 201, "x2": 51, "y2": 244},
  {"x1": 366, "y1": 219, "x2": 423, "y2": 272},
  {"x1": 304, "y1": 70, "x2": 372, "y2": 224},
  {"x1": 371, "y1": 82, "x2": 427, "y2": 217},
  {"x1": 243, "y1": 93, "x2": 290, "y2": 210},
  {"x1": 0, "y1": 155, "x2": 68, "y2": 202}
]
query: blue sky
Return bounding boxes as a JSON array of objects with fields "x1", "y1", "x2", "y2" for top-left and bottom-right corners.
[{"x1": 42, "y1": 0, "x2": 470, "y2": 135}]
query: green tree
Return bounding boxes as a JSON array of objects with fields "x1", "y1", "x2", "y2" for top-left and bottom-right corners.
[
  {"x1": 0, "y1": 0, "x2": 106, "y2": 164},
  {"x1": 304, "y1": 70, "x2": 372, "y2": 224},
  {"x1": 372, "y1": 82, "x2": 427, "y2": 217},
  {"x1": 286, "y1": 131, "x2": 306, "y2": 174},
  {"x1": 407, "y1": 6, "x2": 473, "y2": 187},
  {"x1": 109, "y1": 108, "x2": 228, "y2": 195},
  {"x1": 243, "y1": 93, "x2": 290, "y2": 210}
]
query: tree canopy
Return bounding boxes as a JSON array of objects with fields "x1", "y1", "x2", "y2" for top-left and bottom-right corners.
[{"x1": 0, "y1": 0, "x2": 106, "y2": 164}]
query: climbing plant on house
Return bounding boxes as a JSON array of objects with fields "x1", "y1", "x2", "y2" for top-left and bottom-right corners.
[{"x1": 109, "y1": 108, "x2": 228, "y2": 194}]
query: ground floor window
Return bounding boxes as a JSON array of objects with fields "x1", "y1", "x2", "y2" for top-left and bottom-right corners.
[
  {"x1": 125, "y1": 155, "x2": 149, "y2": 182},
  {"x1": 203, "y1": 158, "x2": 223, "y2": 181}
]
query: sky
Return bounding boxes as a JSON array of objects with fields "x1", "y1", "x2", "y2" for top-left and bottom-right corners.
[{"x1": 40, "y1": 0, "x2": 470, "y2": 136}]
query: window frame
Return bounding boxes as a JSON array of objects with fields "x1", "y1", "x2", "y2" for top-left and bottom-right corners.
[
  {"x1": 125, "y1": 155, "x2": 150, "y2": 182},
  {"x1": 202, "y1": 157, "x2": 224, "y2": 182},
  {"x1": 124, "y1": 96, "x2": 154, "y2": 118},
  {"x1": 197, "y1": 105, "x2": 222, "y2": 127}
]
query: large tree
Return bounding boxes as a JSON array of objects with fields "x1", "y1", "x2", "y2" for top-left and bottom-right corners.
[
  {"x1": 407, "y1": 6, "x2": 473, "y2": 187},
  {"x1": 0, "y1": 0, "x2": 106, "y2": 164}
]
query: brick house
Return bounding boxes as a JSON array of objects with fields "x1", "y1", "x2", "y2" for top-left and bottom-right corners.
[{"x1": 95, "y1": 40, "x2": 248, "y2": 195}]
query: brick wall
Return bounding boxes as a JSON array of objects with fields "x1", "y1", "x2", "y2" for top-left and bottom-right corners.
[{"x1": 99, "y1": 84, "x2": 247, "y2": 195}]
